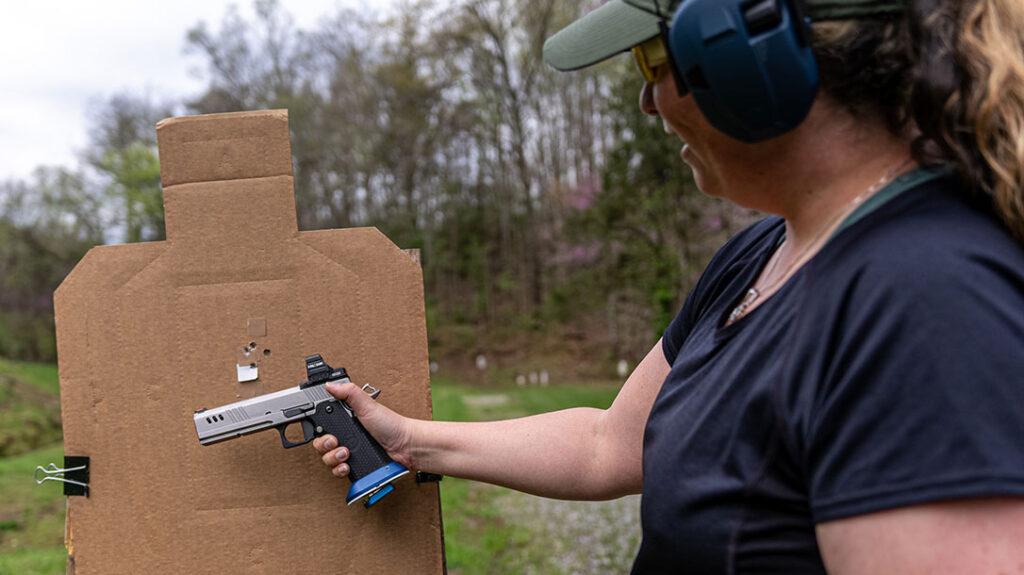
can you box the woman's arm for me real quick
[313,339,670,500]
[817,498,1024,574]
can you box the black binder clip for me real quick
[34,456,89,497]
[415,471,444,484]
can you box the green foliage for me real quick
[0,314,56,366]
[95,142,164,243]
[0,0,757,369]
[0,168,103,362]
[556,62,758,358]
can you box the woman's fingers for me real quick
[313,434,337,453]
[321,446,348,467]
[332,463,349,478]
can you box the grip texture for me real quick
[312,400,392,482]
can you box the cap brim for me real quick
[543,0,663,71]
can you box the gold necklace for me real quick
[725,158,913,326]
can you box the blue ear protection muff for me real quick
[665,0,818,143]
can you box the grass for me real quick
[0,359,59,396]
[0,359,66,575]
[430,374,621,422]
[439,476,539,572]
[0,445,66,574]
[430,376,625,573]
[0,358,62,458]
[0,359,633,574]
[0,548,66,575]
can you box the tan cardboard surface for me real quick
[54,109,444,574]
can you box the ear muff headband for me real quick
[667,0,818,143]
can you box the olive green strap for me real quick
[805,0,906,20]
[832,165,952,238]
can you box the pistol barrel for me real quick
[194,384,333,445]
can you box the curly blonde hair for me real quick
[952,0,1024,242]
[812,0,1024,243]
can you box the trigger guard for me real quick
[277,419,316,448]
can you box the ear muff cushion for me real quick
[668,0,819,142]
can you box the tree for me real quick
[565,62,759,359]
[177,0,750,365]
[94,142,164,243]
[86,92,172,243]
[0,168,104,360]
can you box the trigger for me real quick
[301,418,316,440]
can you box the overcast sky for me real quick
[0,1,374,183]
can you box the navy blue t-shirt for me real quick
[633,171,1024,573]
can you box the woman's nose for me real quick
[639,81,659,116]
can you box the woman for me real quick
[315,0,1024,572]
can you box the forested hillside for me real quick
[0,0,757,373]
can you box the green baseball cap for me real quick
[542,0,905,71]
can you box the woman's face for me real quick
[639,67,778,209]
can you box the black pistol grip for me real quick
[312,399,392,482]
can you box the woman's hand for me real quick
[311,338,667,497]
[311,382,414,478]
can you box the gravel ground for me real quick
[492,490,642,574]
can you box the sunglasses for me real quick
[632,26,691,98]
[631,35,670,84]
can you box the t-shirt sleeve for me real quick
[795,240,1024,523]
[662,302,694,365]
